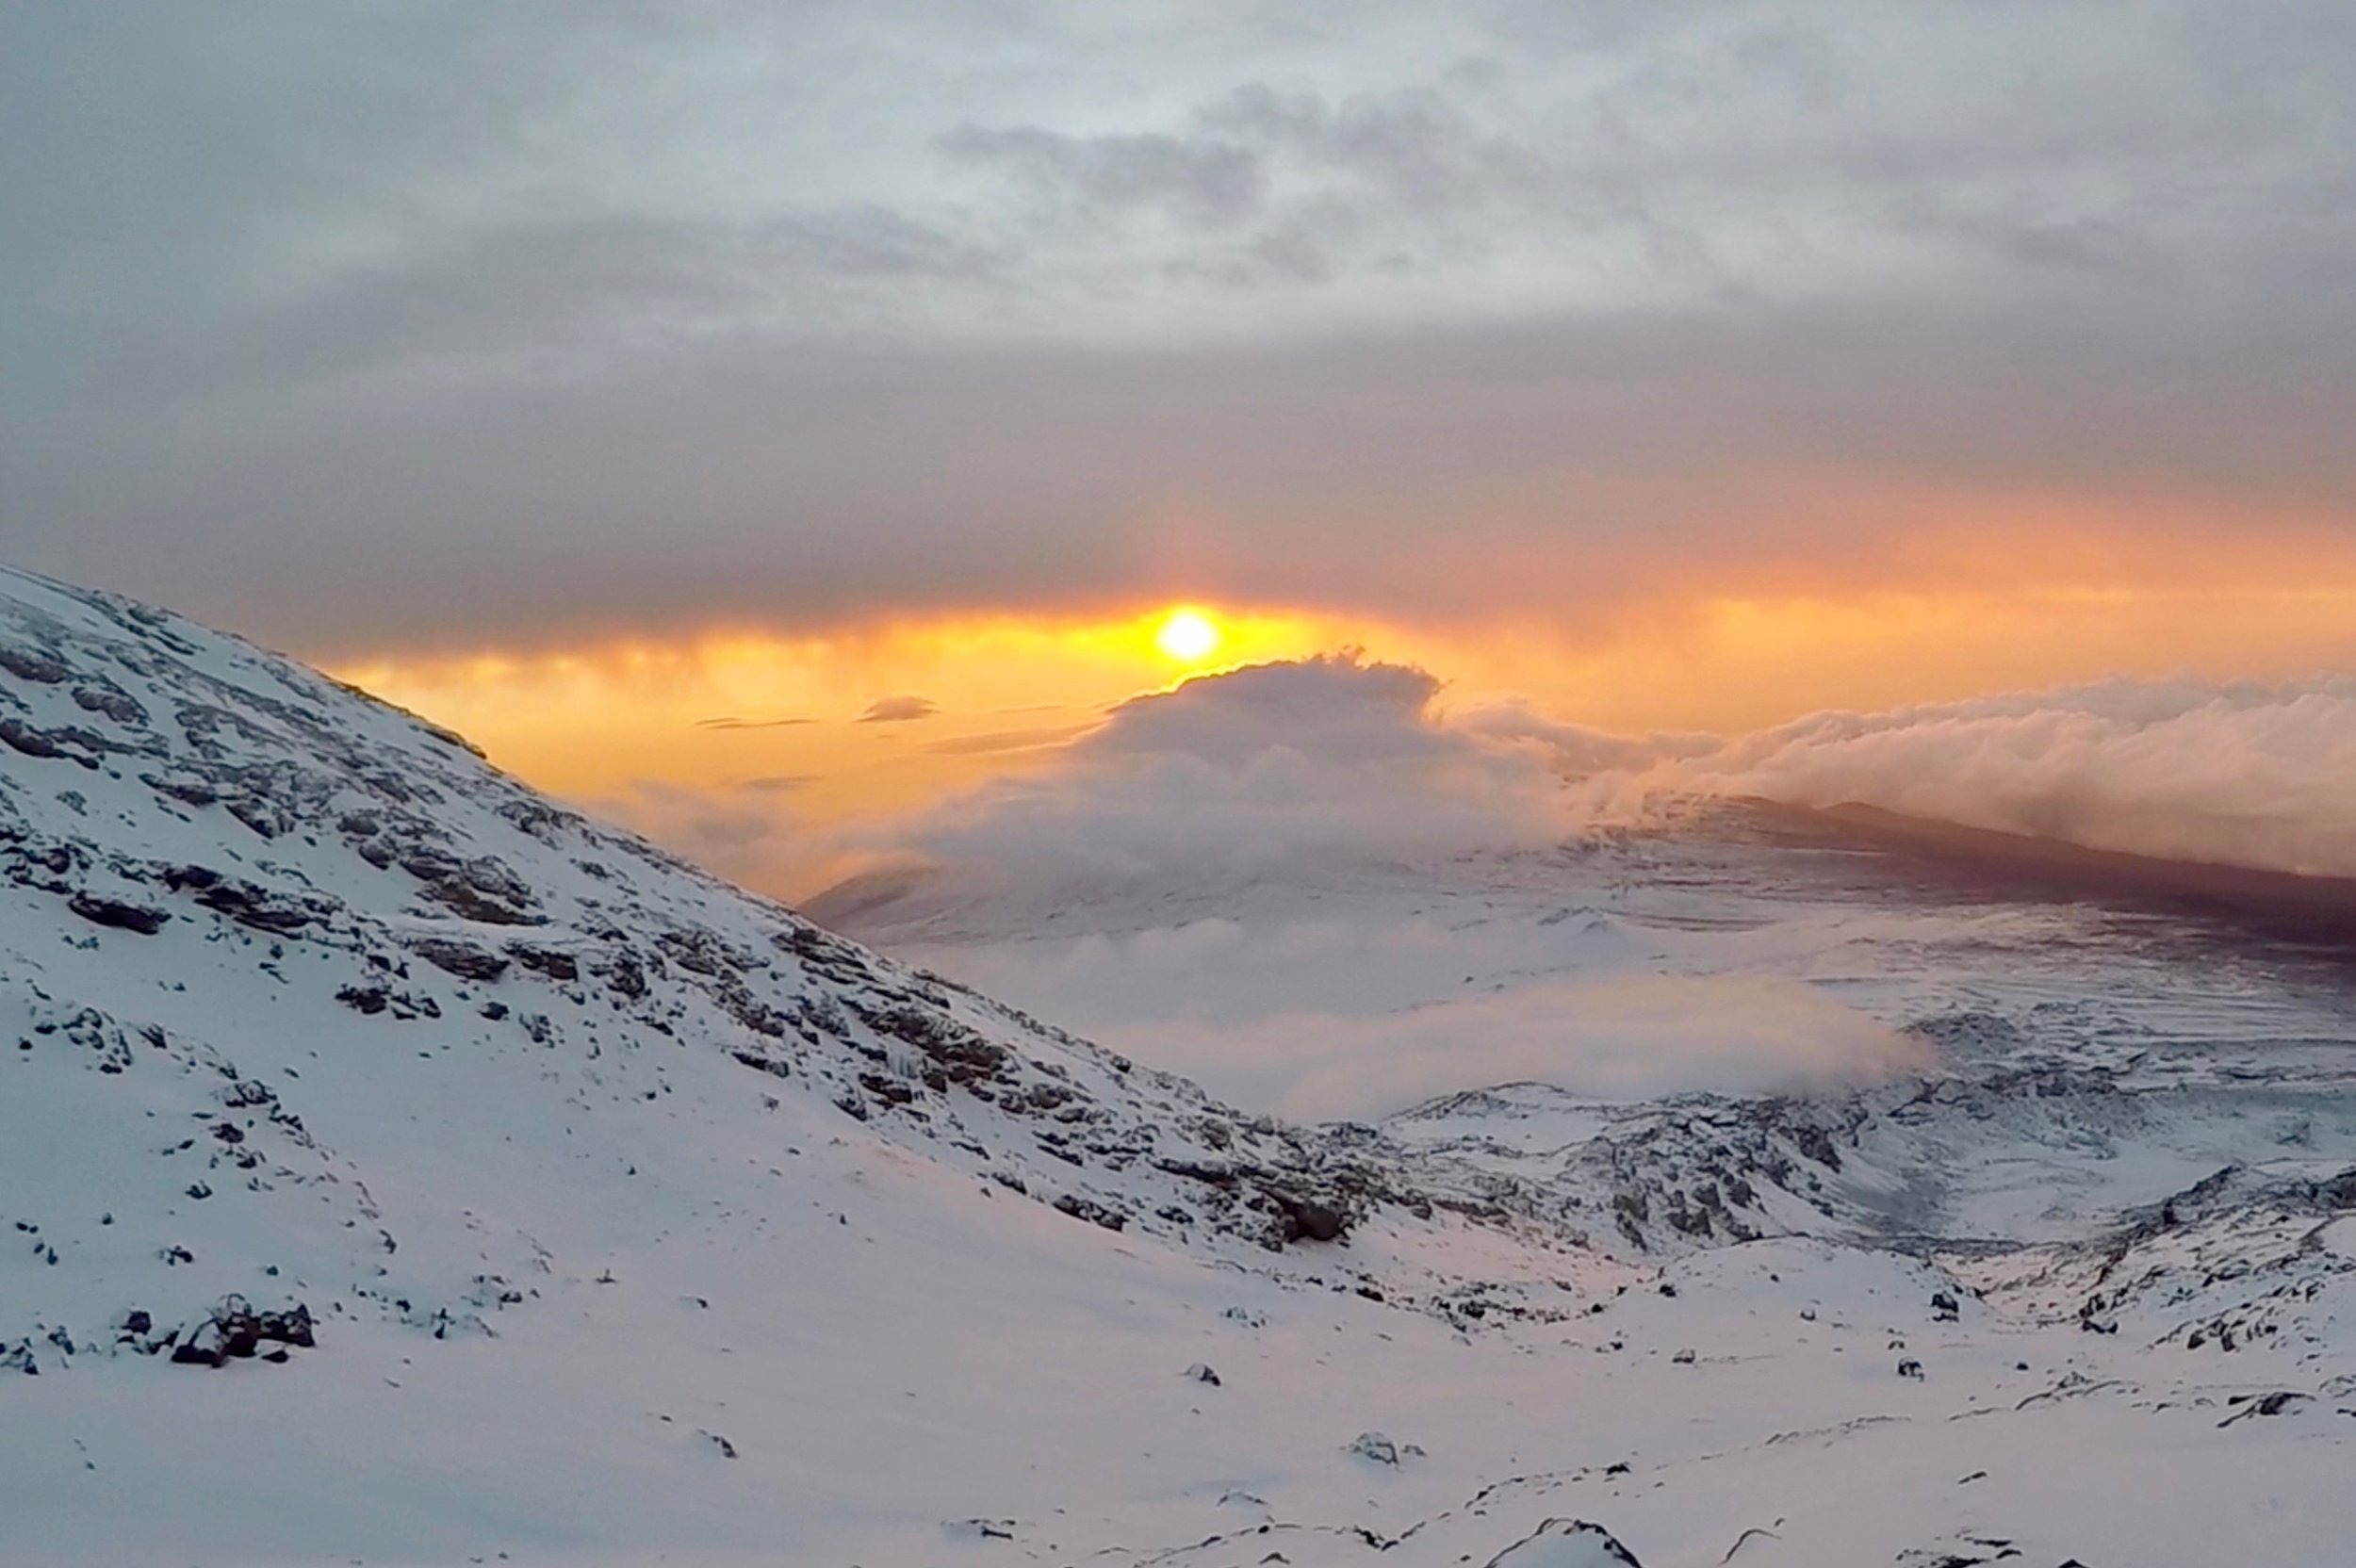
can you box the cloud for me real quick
[922,725,1090,756]
[859,694,940,723]
[835,662,2356,916]
[860,655,1567,906]
[1137,973,1930,1121]
[829,663,2356,933]
[1577,676,2356,878]
[696,714,816,729]
[587,777,803,890]
[938,123,1268,227]
[4,3,2354,658]
[660,660,2354,1119]
[895,908,1931,1119]
[1457,700,1719,774]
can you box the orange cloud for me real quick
[321,497,2356,898]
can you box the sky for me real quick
[7,2,2356,893]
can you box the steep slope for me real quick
[0,563,1407,1375]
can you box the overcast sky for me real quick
[6,1,2355,657]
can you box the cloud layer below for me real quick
[859,655,1570,906]
[849,657,2356,899]
[1571,675,2356,878]
[794,657,2353,1118]
[921,910,1935,1120]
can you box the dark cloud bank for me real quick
[3,2,2354,654]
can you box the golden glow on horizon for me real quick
[325,576,2356,898]
[1154,608,1223,664]
[331,601,1340,820]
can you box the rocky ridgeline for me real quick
[1379,1034,2356,1401]
[0,565,1418,1373]
[1948,1162,2356,1361]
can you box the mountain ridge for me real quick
[0,562,1438,1372]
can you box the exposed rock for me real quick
[336,984,391,1016]
[67,892,170,935]
[1052,1193,1128,1232]
[1267,1188,1349,1244]
[165,869,322,934]
[1481,1518,1644,1567]
[0,644,71,683]
[2218,1390,2310,1425]
[0,717,100,765]
[507,942,581,982]
[408,937,510,983]
[72,684,148,725]
[168,1297,310,1367]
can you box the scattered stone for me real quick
[408,937,509,983]
[2219,1390,2310,1426]
[1267,1189,1348,1244]
[66,893,170,935]
[1481,1518,1644,1566]
[165,1298,315,1368]
[506,943,581,982]
[1052,1192,1128,1232]
[0,644,71,683]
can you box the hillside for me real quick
[5,563,2356,1567]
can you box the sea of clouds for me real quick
[865,657,2356,893]
[659,656,2356,1119]
[1568,674,2356,880]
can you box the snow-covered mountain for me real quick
[0,563,1448,1355]
[6,562,2356,1567]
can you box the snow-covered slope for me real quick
[0,564,1436,1371]
[823,780,2356,1562]
[7,562,2356,1567]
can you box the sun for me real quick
[1153,608,1223,663]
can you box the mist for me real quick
[1567,675,2356,878]
[788,659,2355,1117]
